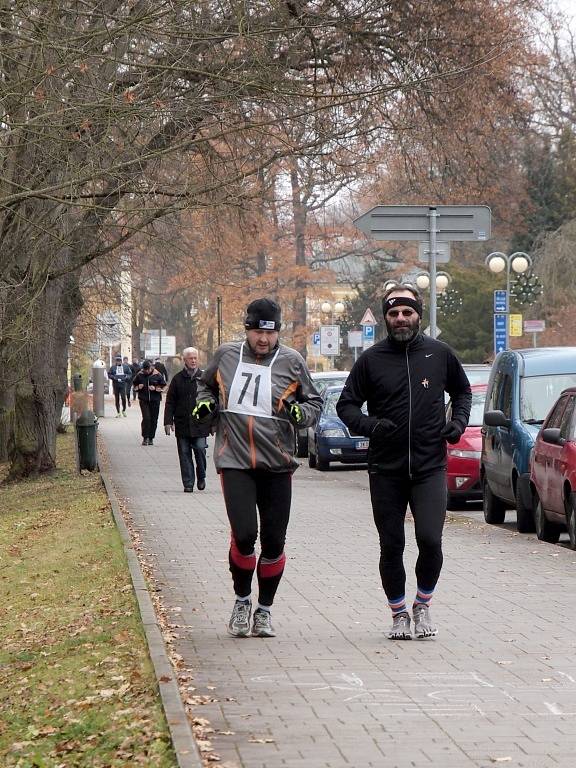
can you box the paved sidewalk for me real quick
[99,400,576,768]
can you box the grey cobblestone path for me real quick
[99,401,576,768]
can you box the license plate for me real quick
[356,440,369,450]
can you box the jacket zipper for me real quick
[405,344,412,478]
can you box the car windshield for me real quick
[323,388,367,417]
[465,368,491,386]
[468,391,487,426]
[521,374,576,422]
[313,375,348,395]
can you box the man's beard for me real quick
[385,317,420,343]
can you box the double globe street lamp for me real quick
[485,251,532,351]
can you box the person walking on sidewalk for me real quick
[132,360,166,445]
[194,298,322,638]
[122,356,134,407]
[108,355,132,418]
[164,347,210,493]
[337,284,471,640]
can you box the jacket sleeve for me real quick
[445,352,472,430]
[164,377,177,425]
[197,350,221,405]
[336,356,376,435]
[107,366,116,381]
[293,360,323,428]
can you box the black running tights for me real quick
[369,471,447,601]
[221,469,292,607]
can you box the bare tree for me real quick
[0,0,537,476]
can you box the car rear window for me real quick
[521,374,576,422]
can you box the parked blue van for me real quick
[481,347,576,532]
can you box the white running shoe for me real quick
[387,611,412,640]
[251,608,276,638]
[413,603,437,639]
[227,600,251,637]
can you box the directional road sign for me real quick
[494,313,507,355]
[353,205,491,242]
[494,290,507,313]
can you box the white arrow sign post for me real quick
[354,205,491,339]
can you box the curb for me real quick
[100,469,203,768]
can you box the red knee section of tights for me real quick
[230,536,256,570]
[258,552,286,578]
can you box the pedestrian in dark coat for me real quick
[108,355,132,417]
[132,360,166,445]
[164,347,210,492]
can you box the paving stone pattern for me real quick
[100,400,576,768]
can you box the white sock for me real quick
[235,594,251,604]
[257,603,271,613]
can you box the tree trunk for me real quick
[4,273,82,480]
[290,160,308,359]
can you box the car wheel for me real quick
[316,448,329,471]
[308,449,316,468]
[515,484,536,534]
[482,474,506,524]
[535,498,561,544]
[296,430,308,458]
[567,493,576,551]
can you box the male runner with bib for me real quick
[194,298,322,637]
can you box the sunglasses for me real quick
[387,309,416,318]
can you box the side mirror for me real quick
[541,427,565,446]
[484,410,511,429]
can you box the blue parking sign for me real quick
[313,332,320,345]
[363,325,375,340]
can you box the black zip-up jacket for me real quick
[163,367,210,439]
[107,363,132,392]
[132,369,166,402]
[336,333,471,476]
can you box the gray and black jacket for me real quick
[197,341,322,472]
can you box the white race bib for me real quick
[226,344,280,418]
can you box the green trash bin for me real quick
[72,373,83,392]
[76,409,98,471]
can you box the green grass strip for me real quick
[0,432,178,767]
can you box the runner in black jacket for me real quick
[337,284,471,640]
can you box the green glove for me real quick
[192,400,216,421]
[282,399,304,425]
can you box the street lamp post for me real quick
[485,251,531,351]
[414,272,451,335]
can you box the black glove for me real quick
[282,399,304,425]
[441,420,464,444]
[369,417,397,438]
[192,400,216,422]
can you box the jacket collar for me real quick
[385,331,424,352]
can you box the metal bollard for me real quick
[76,409,98,471]
[92,362,105,418]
